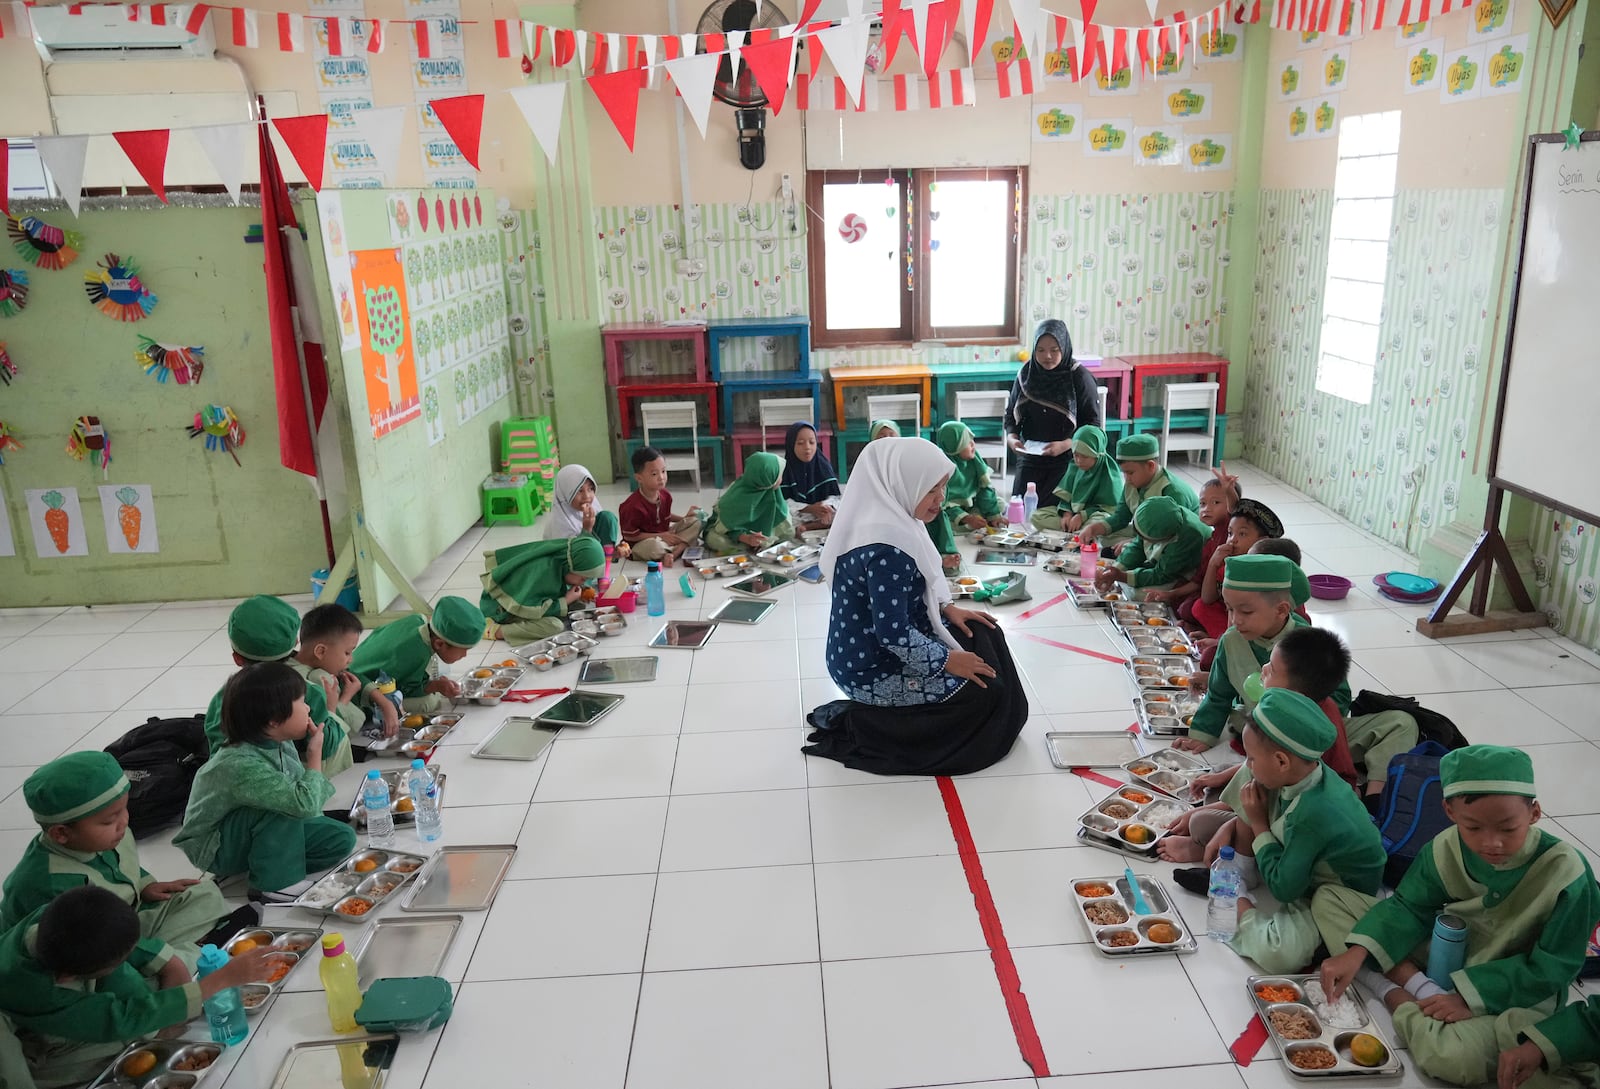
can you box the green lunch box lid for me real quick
[355,976,454,1032]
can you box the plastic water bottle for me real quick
[362,769,395,848]
[645,561,665,616]
[1023,482,1039,523]
[318,933,364,1034]
[196,944,248,1046]
[405,759,443,843]
[1079,539,1099,580]
[1006,495,1026,527]
[1207,845,1243,942]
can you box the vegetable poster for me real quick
[352,247,421,439]
[99,484,160,555]
[25,487,88,558]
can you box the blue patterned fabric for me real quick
[825,544,964,706]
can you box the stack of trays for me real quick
[1077,785,1187,855]
[1042,554,1080,575]
[1021,530,1071,552]
[1123,748,1209,801]
[1071,874,1196,955]
[754,540,821,567]
[517,632,598,672]
[291,847,428,917]
[349,769,448,828]
[219,926,322,1017]
[90,1040,225,1087]
[974,527,1030,549]
[1247,975,1403,1076]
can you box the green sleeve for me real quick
[126,937,177,976]
[1347,846,1447,971]
[1457,872,1600,1015]
[1170,475,1200,511]
[226,752,338,821]
[974,481,1004,518]
[19,972,202,1045]
[1331,677,1352,717]
[1526,996,1600,1070]
[926,510,958,555]
[1099,499,1134,534]
[1187,646,1238,745]
[1126,534,1204,588]
[1251,796,1333,904]
[203,688,226,755]
[1116,537,1148,571]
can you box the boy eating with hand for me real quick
[619,445,701,568]
[1077,433,1199,544]
[291,603,367,743]
[1316,746,1600,1088]
[349,596,485,725]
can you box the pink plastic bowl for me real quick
[1308,574,1352,600]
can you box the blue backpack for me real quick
[1374,741,1452,889]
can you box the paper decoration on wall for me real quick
[1276,59,1304,100]
[1287,96,1339,140]
[1033,104,1084,141]
[27,487,88,557]
[352,247,420,438]
[316,192,361,350]
[84,254,157,321]
[1185,133,1232,171]
[1404,38,1444,93]
[8,216,83,270]
[136,336,205,385]
[0,420,22,462]
[1321,47,1349,90]
[837,213,868,242]
[101,484,160,554]
[1471,0,1514,38]
[0,344,15,386]
[67,415,112,476]
[1162,84,1212,122]
[1440,45,1485,103]
[1082,119,1133,157]
[422,381,445,445]
[1482,35,1528,96]
[0,269,28,317]
[1133,126,1184,166]
[187,404,245,465]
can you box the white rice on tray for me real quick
[1301,978,1367,1029]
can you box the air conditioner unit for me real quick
[29,5,217,61]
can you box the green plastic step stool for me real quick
[481,472,546,527]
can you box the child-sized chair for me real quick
[954,389,1008,483]
[639,401,707,490]
[1157,381,1220,467]
[865,393,923,436]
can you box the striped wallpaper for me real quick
[498,207,554,417]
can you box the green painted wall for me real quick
[0,203,326,606]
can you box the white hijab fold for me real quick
[821,437,961,651]
[541,463,602,540]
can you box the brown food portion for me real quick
[172,1052,215,1071]
[1145,922,1182,944]
[1270,1009,1320,1040]
[1102,802,1135,820]
[1102,930,1140,947]
[1289,1047,1338,1070]
[389,860,420,873]
[1085,902,1129,925]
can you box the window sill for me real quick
[814,337,1023,352]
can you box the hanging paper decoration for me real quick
[8,216,83,270]
[0,269,27,317]
[838,213,868,242]
[84,254,158,321]
[136,336,205,385]
[187,404,245,466]
[0,343,14,385]
[67,415,111,476]
[0,421,21,463]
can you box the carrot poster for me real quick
[98,484,159,555]
[25,487,88,557]
[352,247,421,439]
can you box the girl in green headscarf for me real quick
[480,536,607,644]
[869,419,902,441]
[703,451,794,555]
[1093,495,1210,591]
[1031,424,1126,539]
[936,422,1005,532]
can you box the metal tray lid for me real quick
[270,1034,399,1089]
[400,844,518,912]
[1045,730,1143,769]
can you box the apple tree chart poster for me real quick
[352,247,422,439]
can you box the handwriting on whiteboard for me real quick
[1556,165,1600,195]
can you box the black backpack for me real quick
[103,715,209,839]
[1349,690,1470,751]
[1374,741,1453,889]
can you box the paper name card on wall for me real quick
[1133,126,1185,166]
[1083,120,1134,157]
[1195,27,1243,63]
[1470,0,1515,39]
[1185,133,1232,172]
[1296,30,1324,50]
[1033,105,1084,142]
[1404,38,1445,93]
[1321,47,1351,91]
[26,487,88,558]
[1162,84,1213,122]
[1482,36,1529,96]
[1088,63,1140,96]
[1287,96,1340,141]
[99,484,160,555]
[1439,44,1487,103]
[1276,59,1307,101]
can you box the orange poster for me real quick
[351,247,421,438]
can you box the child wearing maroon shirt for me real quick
[619,446,702,567]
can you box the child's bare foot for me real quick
[1157,835,1204,862]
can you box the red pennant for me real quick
[553,27,575,67]
[740,35,796,115]
[414,18,431,59]
[184,3,210,34]
[590,33,608,74]
[587,67,644,150]
[495,18,512,58]
[879,0,909,70]
[798,0,825,23]
[272,113,329,192]
[0,140,8,216]
[113,129,171,202]
[429,94,485,170]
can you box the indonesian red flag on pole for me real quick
[230,6,258,48]
[925,67,975,107]
[995,57,1034,96]
[276,13,304,52]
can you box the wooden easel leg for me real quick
[1419,527,1543,639]
[325,510,432,624]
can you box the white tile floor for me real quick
[4,459,1600,1088]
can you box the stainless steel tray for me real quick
[289,847,427,916]
[1066,578,1111,607]
[90,1038,224,1087]
[221,925,324,1016]
[1045,730,1143,769]
[1135,691,1202,736]
[471,715,560,761]
[349,769,448,828]
[268,1034,400,1089]
[1076,786,1187,854]
[1070,873,1196,956]
[401,844,518,912]
[458,664,525,706]
[1123,748,1210,802]
[351,914,463,989]
[708,597,777,624]
[1246,974,1404,1077]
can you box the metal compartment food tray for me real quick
[400,844,518,912]
[289,847,428,916]
[1076,786,1188,854]
[1066,579,1110,607]
[1135,691,1202,737]
[1246,974,1404,1077]
[221,925,325,1016]
[351,914,463,989]
[1045,730,1144,770]
[1122,748,1209,802]
[470,715,560,761]
[90,1038,225,1088]
[1070,873,1197,956]
[349,769,448,828]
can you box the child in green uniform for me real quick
[200,595,352,776]
[936,422,1005,531]
[291,603,367,744]
[0,887,274,1089]
[869,419,902,441]
[1077,432,1200,544]
[1500,994,1600,1089]
[1030,424,1125,540]
[480,537,607,645]
[1316,746,1600,1088]
[348,595,485,719]
[0,753,230,971]
[1093,496,1210,592]
[176,663,357,894]
[702,452,794,555]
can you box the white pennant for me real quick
[1009,0,1041,54]
[1146,0,1163,20]
[189,121,251,205]
[520,20,540,58]
[962,0,978,67]
[816,20,871,107]
[605,31,622,72]
[641,34,659,88]
[34,134,89,217]
[726,28,745,84]
[573,29,588,71]
[508,82,568,165]
[679,32,697,59]
[907,0,934,59]
[349,104,406,186]
[846,0,865,16]
[663,51,722,138]
[1070,16,1087,75]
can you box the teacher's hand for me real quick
[942,603,997,636]
[945,650,997,688]
[1006,435,1025,453]
[1043,439,1074,457]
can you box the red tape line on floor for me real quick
[1071,767,1123,789]
[1019,631,1128,665]
[1016,592,1070,621]
[936,776,1052,1079]
[1231,1013,1271,1065]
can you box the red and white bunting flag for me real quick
[115,127,171,202]
[639,35,658,88]
[815,19,871,107]
[573,29,589,72]
[325,16,352,55]
[741,34,795,113]
[663,51,720,136]
[230,6,258,48]
[892,72,921,111]
[131,5,173,26]
[793,70,810,110]
[660,33,681,61]
[184,4,211,36]
[494,18,513,58]
[552,27,575,67]
[35,134,89,217]
[926,66,975,107]
[414,18,432,59]
[508,82,567,164]
[276,12,304,52]
[995,57,1035,97]
[363,18,383,53]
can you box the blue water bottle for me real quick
[196,944,248,1046]
[645,561,665,616]
[1425,913,1467,990]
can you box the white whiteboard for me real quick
[1492,135,1600,522]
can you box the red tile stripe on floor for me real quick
[1070,767,1123,789]
[1015,592,1071,621]
[1231,1012,1271,1065]
[935,775,1053,1078]
[1018,631,1128,665]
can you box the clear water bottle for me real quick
[362,769,395,848]
[196,944,248,1046]
[645,561,665,617]
[406,759,443,843]
[1022,482,1039,523]
[1207,845,1243,942]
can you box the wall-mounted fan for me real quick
[695,0,789,170]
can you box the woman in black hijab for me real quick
[1003,318,1102,499]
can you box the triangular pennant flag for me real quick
[816,20,871,107]
[799,0,825,22]
[663,51,722,138]
[641,34,659,88]
[429,94,485,170]
[907,0,934,64]
[508,82,568,164]
[574,29,589,72]
[1147,0,1163,19]
[740,34,796,114]
[190,121,251,204]
[1010,0,1041,54]
[272,113,329,191]
[0,140,8,217]
[847,0,865,15]
[726,29,746,84]
[348,105,406,185]
[522,20,542,59]
[587,66,644,151]
[34,134,89,217]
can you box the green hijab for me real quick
[869,419,902,440]
[713,451,788,535]
[1053,425,1123,512]
[936,421,991,506]
[480,536,607,620]
[1132,495,1209,561]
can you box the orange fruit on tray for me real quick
[1349,1033,1389,1068]
[353,859,379,873]
[471,669,494,679]
[500,659,520,667]
[403,714,425,728]
[580,587,597,602]
[122,1052,158,1078]
[229,939,258,956]
[395,797,415,813]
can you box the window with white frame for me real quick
[1316,111,1401,405]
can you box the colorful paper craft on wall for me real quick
[67,415,111,476]
[136,336,205,385]
[187,404,245,465]
[0,343,15,385]
[0,269,28,317]
[100,483,160,554]
[8,215,82,270]
[0,420,21,462]
[27,487,88,557]
[84,253,158,321]
[352,247,420,438]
